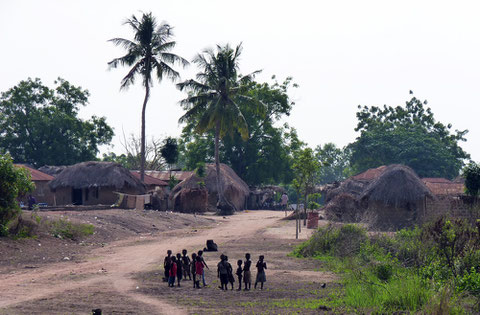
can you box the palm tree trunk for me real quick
[214,121,225,207]
[140,84,150,182]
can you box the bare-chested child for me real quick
[182,249,191,280]
[254,255,267,290]
[236,260,243,291]
[163,250,173,282]
[243,253,252,290]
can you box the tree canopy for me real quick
[178,76,301,186]
[348,95,469,179]
[315,143,352,184]
[0,78,113,166]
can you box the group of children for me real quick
[163,249,267,290]
[217,253,267,290]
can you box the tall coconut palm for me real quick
[177,43,260,214]
[108,12,188,181]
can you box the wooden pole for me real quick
[295,209,298,239]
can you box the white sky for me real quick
[1,0,480,161]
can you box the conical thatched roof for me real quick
[49,161,145,192]
[170,163,250,211]
[361,164,432,208]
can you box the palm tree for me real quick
[108,12,188,181]
[177,43,260,214]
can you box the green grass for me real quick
[49,219,94,240]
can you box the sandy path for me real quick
[0,211,286,314]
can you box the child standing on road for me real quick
[197,250,209,286]
[217,254,228,290]
[182,249,191,280]
[176,253,183,286]
[236,260,243,291]
[225,256,235,290]
[254,255,267,290]
[163,250,173,282]
[195,256,204,289]
[191,253,197,288]
[168,256,177,287]
[243,253,252,291]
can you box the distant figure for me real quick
[197,250,209,286]
[163,250,173,282]
[217,254,228,290]
[254,255,267,290]
[182,249,191,280]
[176,253,183,286]
[191,253,197,288]
[168,256,177,287]
[281,193,289,216]
[194,256,203,288]
[28,194,36,210]
[225,255,234,290]
[236,259,243,291]
[243,253,252,290]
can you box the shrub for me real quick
[0,154,35,235]
[375,262,394,282]
[294,224,367,258]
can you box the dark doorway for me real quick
[72,188,83,205]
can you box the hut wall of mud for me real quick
[173,188,208,213]
[53,186,140,206]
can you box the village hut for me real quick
[324,193,363,222]
[170,163,250,213]
[325,178,370,203]
[15,165,55,206]
[360,164,433,230]
[130,171,168,192]
[38,165,67,177]
[49,161,146,206]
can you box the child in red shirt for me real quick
[194,256,204,289]
[168,256,177,287]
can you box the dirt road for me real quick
[0,211,290,314]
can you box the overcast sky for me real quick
[1,0,479,161]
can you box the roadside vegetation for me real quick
[293,217,480,313]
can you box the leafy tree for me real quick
[178,77,301,186]
[292,147,321,225]
[462,162,480,197]
[108,12,188,181]
[0,78,113,166]
[349,94,469,179]
[177,43,259,214]
[0,154,35,235]
[315,143,352,184]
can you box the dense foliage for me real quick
[463,162,480,197]
[0,78,113,166]
[315,143,352,184]
[179,77,302,186]
[294,217,480,313]
[349,95,469,179]
[0,154,35,235]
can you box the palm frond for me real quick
[108,37,138,51]
[120,61,143,90]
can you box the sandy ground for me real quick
[0,210,334,314]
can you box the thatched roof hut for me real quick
[325,178,370,203]
[360,164,433,230]
[170,163,250,213]
[49,161,145,206]
[324,193,363,222]
[38,165,67,177]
